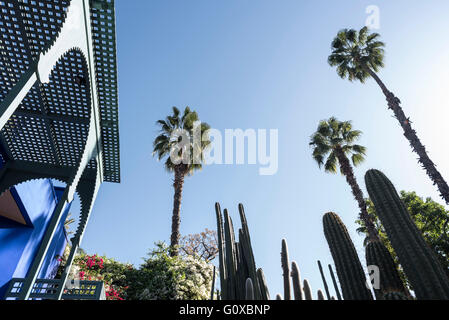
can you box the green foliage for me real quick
[70,250,133,300]
[68,242,214,300]
[310,117,366,174]
[357,190,449,288]
[125,242,214,300]
[328,26,385,82]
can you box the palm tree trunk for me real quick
[335,147,379,242]
[364,66,449,206]
[170,165,186,256]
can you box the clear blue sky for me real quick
[75,0,449,299]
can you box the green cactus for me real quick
[323,212,373,300]
[365,240,408,299]
[328,264,342,300]
[257,268,270,300]
[281,239,291,300]
[210,265,216,300]
[291,261,303,300]
[365,169,449,300]
[215,203,269,300]
[317,289,325,300]
[317,260,331,300]
[303,279,313,300]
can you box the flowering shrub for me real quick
[125,242,215,300]
[70,252,133,300]
[65,242,214,300]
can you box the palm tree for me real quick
[310,117,379,241]
[153,106,211,256]
[328,26,449,206]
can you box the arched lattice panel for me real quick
[17,0,71,58]
[52,120,87,167]
[0,0,33,101]
[41,49,90,119]
[0,48,92,168]
[1,114,57,164]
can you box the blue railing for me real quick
[4,278,105,300]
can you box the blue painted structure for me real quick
[0,180,71,299]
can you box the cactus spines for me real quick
[323,212,373,300]
[365,169,449,300]
[328,264,342,300]
[317,289,325,300]
[281,239,291,300]
[245,278,254,300]
[365,240,408,299]
[291,261,303,300]
[276,294,283,300]
[384,292,409,300]
[317,260,331,300]
[303,279,313,300]
[257,268,270,300]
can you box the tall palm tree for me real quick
[153,106,211,256]
[328,26,449,206]
[310,117,379,241]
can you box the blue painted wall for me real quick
[0,180,71,299]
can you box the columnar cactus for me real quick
[317,289,325,300]
[245,278,254,300]
[365,169,449,300]
[323,212,373,300]
[215,203,270,300]
[317,260,331,300]
[303,279,313,300]
[281,239,291,300]
[328,264,342,300]
[257,268,270,300]
[365,240,408,299]
[291,261,303,300]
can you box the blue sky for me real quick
[76,0,449,298]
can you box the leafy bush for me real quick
[66,242,214,300]
[126,242,214,300]
[70,252,133,300]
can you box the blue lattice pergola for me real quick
[0,0,119,300]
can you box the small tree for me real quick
[179,228,218,262]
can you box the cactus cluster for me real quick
[215,202,270,300]
[276,239,335,300]
[365,169,449,300]
[215,168,449,301]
